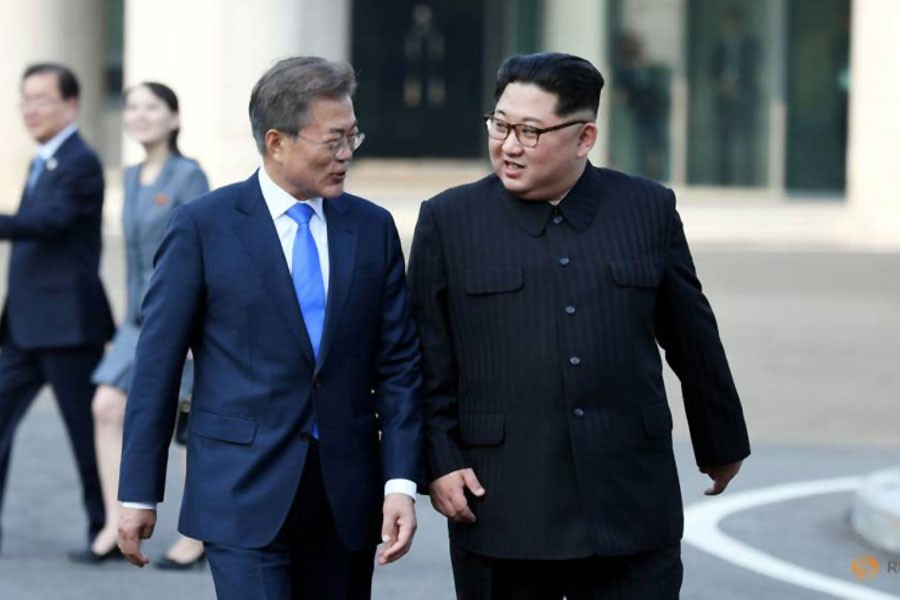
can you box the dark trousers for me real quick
[0,340,105,549]
[451,540,682,600]
[716,97,757,186]
[205,442,376,600]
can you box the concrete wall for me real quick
[0,0,106,209]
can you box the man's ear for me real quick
[64,98,79,122]
[265,129,287,161]
[576,122,598,158]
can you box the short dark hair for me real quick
[22,63,80,100]
[126,82,182,155]
[249,56,357,155]
[494,53,604,118]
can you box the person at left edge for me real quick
[117,56,423,599]
[0,63,114,555]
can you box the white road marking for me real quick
[684,477,899,600]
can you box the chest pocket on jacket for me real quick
[608,259,662,289]
[464,267,523,296]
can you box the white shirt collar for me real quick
[257,164,324,222]
[35,122,78,160]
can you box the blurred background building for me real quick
[0,1,898,583]
[0,0,897,247]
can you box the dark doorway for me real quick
[785,0,850,192]
[352,0,485,158]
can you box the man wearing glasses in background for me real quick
[409,53,749,598]
[0,63,113,557]
[117,57,423,599]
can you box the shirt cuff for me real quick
[384,478,417,500]
[122,501,157,510]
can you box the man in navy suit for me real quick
[117,57,423,599]
[0,63,114,554]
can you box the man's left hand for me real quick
[700,460,743,495]
[378,493,417,565]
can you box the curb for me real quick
[851,467,900,555]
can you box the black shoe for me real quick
[154,550,206,571]
[68,545,125,564]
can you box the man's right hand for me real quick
[117,507,157,567]
[428,468,485,523]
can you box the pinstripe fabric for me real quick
[408,163,749,560]
[450,540,682,599]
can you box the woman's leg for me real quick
[162,445,205,562]
[90,384,127,553]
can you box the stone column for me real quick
[123,0,351,188]
[848,0,900,555]
[846,0,900,248]
[541,0,609,166]
[0,0,106,209]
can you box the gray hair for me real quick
[249,56,357,155]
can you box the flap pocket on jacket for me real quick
[191,409,256,445]
[464,267,523,295]
[642,404,673,438]
[459,414,505,446]
[609,260,662,289]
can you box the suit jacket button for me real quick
[573,408,585,418]
[565,305,576,315]
[313,378,323,389]
[569,356,581,366]
[559,257,570,267]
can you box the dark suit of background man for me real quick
[0,63,114,555]
[409,53,750,599]
[117,57,423,599]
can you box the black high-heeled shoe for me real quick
[68,544,125,564]
[154,550,206,571]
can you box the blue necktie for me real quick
[286,203,326,438]
[26,157,46,195]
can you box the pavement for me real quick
[0,201,898,598]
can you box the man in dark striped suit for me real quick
[409,53,750,599]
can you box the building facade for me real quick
[0,0,897,245]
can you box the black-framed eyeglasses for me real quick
[293,131,366,154]
[18,97,66,111]
[483,113,588,148]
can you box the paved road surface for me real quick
[0,234,897,599]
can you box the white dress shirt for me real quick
[34,122,77,161]
[257,163,330,286]
[122,166,415,511]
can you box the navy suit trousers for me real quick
[205,441,377,599]
[0,338,104,547]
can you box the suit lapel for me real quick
[122,166,140,233]
[231,174,316,367]
[21,160,38,206]
[317,195,357,372]
[23,132,81,207]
